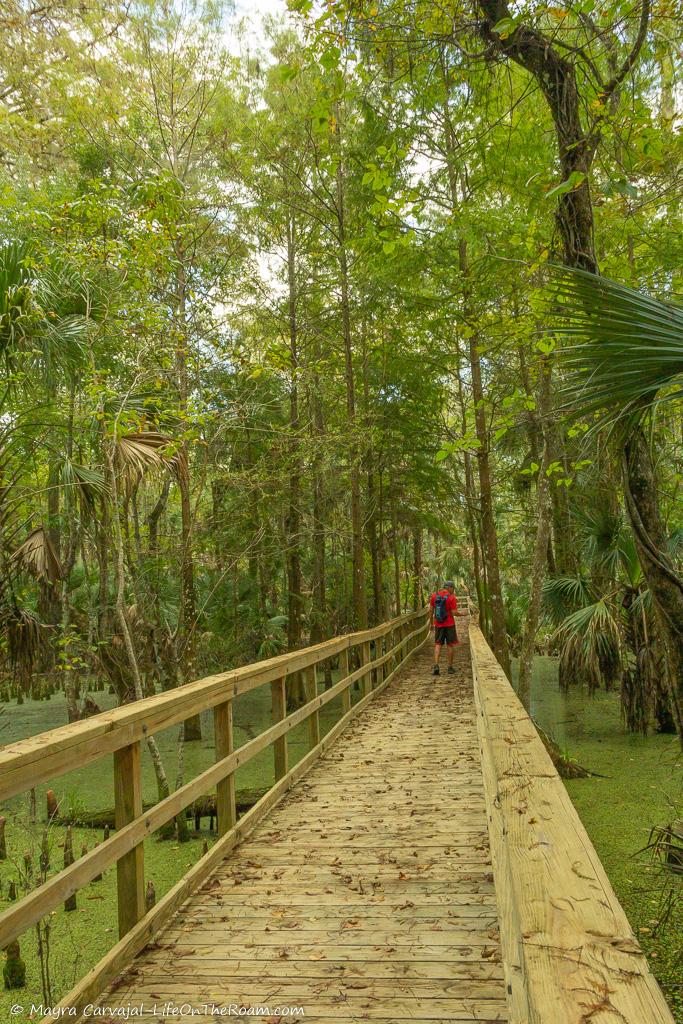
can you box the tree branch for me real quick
[600,0,651,103]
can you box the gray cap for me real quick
[443,580,455,589]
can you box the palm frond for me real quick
[556,598,623,693]
[60,458,108,511]
[0,241,33,365]
[115,432,180,490]
[542,574,593,625]
[0,242,90,378]
[1,603,45,689]
[548,266,683,428]
[668,528,683,560]
[11,526,63,583]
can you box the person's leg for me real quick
[433,629,443,673]
[446,626,458,673]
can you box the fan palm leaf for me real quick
[548,266,683,428]
[556,599,623,692]
[115,432,180,492]
[60,458,108,512]
[11,526,63,583]
[542,574,594,625]
[0,242,33,365]
[0,241,90,382]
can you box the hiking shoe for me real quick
[432,665,440,676]
[447,666,456,675]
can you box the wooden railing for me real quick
[0,606,430,1013]
[470,623,675,1024]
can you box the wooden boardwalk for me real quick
[105,620,508,1022]
[1,607,674,1023]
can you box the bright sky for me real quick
[234,0,286,18]
[227,0,290,57]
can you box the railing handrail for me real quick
[0,606,428,803]
[469,621,674,1024]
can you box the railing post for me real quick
[361,640,372,696]
[113,742,145,939]
[304,665,321,748]
[399,621,407,661]
[270,676,288,780]
[340,647,351,714]
[214,699,237,835]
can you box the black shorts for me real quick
[434,625,458,646]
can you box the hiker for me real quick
[429,581,464,676]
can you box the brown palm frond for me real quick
[115,432,180,489]
[2,604,44,689]
[11,526,63,583]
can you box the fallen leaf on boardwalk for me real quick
[345,982,369,990]
[481,946,497,959]
[278,950,290,959]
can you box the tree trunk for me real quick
[148,479,170,558]
[412,527,423,611]
[106,443,171,800]
[476,4,597,272]
[361,333,382,625]
[460,240,510,677]
[456,356,487,626]
[285,215,303,652]
[622,428,683,745]
[174,253,200,741]
[335,134,367,630]
[309,339,327,647]
[391,493,402,616]
[517,360,553,709]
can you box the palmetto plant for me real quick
[542,509,674,734]
[549,267,683,745]
[0,242,90,381]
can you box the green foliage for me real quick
[550,267,683,429]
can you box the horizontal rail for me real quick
[470,622,674,1024]
[0,609,430,954]
[0,608,426,802]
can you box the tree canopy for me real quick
[0,0,681,750]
